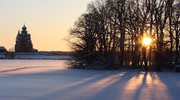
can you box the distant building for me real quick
[0,46,7,59]
[15,25,38,53]
[0,46,7,52]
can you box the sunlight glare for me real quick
[142,37,151,46]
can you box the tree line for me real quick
[69,0,180,70]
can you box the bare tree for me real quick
[69,0,180,70]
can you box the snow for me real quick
[0,53,73,60]
[14,53,73,60]
[0,55,6,59]
[0,60,180,100]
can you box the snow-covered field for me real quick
[0,53,73,60]
[0,60,180,100]
[14,54,73,60]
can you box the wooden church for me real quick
[15,25,38,53]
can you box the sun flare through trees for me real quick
[142,37,152,47]
[69,0,180,71]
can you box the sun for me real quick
[142,37,151,46]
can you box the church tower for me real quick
[15,25,35,52]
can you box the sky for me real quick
[0,0,93,51]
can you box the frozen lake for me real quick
[0,60,180,100]
[0,60,68,75]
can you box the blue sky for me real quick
[0,0,93,51]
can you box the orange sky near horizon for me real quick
[0,0,93,51]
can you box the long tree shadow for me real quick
[0,67,39,74]
[2,69,178,100]
[133,71,148,100]
[155,72,180,100]
[0,66,59,74]
[88,70,144,100]
[88,70,176,100]
[35,69,137,100]
[119,71,177,100]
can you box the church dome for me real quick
[22,25,27,30]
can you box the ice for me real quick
[14,53,73,60]
[0,60,68,74]
[0,60,180,100]
[1,53,73,60]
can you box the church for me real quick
[15,25,38,53]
